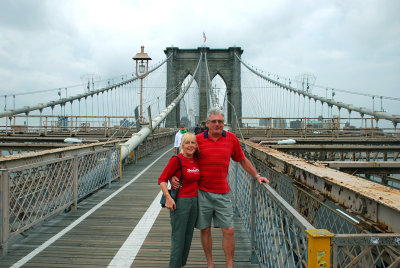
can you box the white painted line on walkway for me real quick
[107,191,163,267]
[11,149,171,268]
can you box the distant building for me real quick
[57,117,68,130]
[259,118,271,127]
[305,116,340,131]
[273,118,286,129]
[290,120,301,129]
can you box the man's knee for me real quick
[201,227,211,235]
[222,227,234,236]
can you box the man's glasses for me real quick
[210,120,224,124]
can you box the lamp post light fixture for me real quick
[133,46,152,123]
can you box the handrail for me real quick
[0,131,175,254]
[228,161,317,266]
[228,160,400,267]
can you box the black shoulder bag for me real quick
[160,155,183,208]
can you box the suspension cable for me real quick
[0,56,170,118]
[236,54,400,126]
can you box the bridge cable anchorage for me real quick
[235,53,400,126]
[120,53,203,160]
[0,55,171,118]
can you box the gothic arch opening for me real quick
[212,74,227,118]
[180,74,199,127]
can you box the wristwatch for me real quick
[255,174,261,179]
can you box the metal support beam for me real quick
[242,140,400,233]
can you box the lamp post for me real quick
[133,46,152,123]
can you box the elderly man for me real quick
[172,108,269,268]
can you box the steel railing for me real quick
[0,130,175,254]
[233,146,400,267]
[228,161,316,267]
[237,117,400,138]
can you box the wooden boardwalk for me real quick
[0,145,259,267]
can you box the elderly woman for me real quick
[158,132,200,268]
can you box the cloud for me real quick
[0,0,398,117]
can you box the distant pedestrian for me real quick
[174,124,187,154]
[199,122,207,133]
[194,124,201,135]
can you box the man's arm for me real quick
[239,157,270,185]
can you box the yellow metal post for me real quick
[306,229,334,268]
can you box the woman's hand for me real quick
[160,182,176,211]
[165,195,176,211]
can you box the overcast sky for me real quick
[0,0,399,115]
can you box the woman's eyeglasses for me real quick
[210,120,224,124]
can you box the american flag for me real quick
[203,32,207,43]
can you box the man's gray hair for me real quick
[207,108,224,120]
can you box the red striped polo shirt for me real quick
[196,130,245,193]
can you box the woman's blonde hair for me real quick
[179,132,197,153]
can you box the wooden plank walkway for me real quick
[0,145,259,267]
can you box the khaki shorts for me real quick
[196,189,234,229]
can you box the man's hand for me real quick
[170,176,180,189]
[256,175,270,185]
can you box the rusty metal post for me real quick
[69,116,73,136]
[4,117,7,135]
[12,116,16,135]
[0,169,9,255]
[104,116,107,137]
[304,117,307,138]
[45,116,48,135]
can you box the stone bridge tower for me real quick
[164,47,243,129]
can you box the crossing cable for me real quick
[0,55,171,118]
[236,54,400,126]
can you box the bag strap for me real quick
[172,155,183,190]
